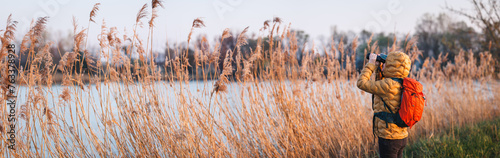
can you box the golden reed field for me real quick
[1,2,499,157]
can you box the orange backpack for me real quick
[375,77,426,128]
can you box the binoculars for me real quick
[366,53,387,63]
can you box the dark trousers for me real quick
[378,137,407,158]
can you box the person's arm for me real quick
[357,54,390,95]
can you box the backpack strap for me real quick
[374,111,408,127]
[381,77,403,114]
[377,97,409,128]
[379,98,393,128]
[390,78,403,85]
[381,99,394,114]
[372,94,376,137]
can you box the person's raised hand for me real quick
[369,53,378,64]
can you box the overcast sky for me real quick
[1,0,474,51]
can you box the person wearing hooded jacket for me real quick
[357,51,412,158]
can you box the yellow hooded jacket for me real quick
[357,51,411,140]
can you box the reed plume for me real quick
[405,35,418,53]
[273,17,282,24]
[211,50,233,97]
[149,0,164,28]
[2,14,17,43]
[236,26,249,48]
[192,18,206,28]
[74,28,87,53]
[351,36,358,53]
[20,17,48,53]
[33,16,49,42]
[89,3,101,23]
[187,18,205,44]
[221,28,231,40]
[152,0,164,9]
[0,14,17,61]
[262,20,270,31]
[136,4,149,24]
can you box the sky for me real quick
[0,0,474,51]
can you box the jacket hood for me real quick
[383,51,411,78]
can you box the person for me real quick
[357,51,411,158]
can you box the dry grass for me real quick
[0,5,499,157]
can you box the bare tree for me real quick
[447,0,500,59]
